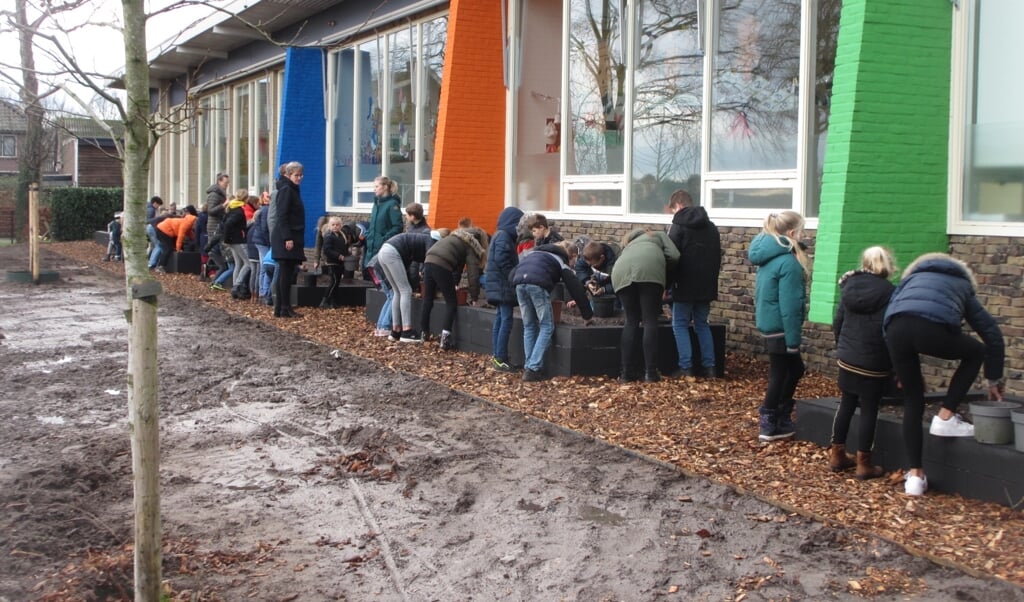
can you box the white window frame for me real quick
[947,0,1024,237]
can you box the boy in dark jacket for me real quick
[574,240,619,297]
[485,207,525,371]
[667,189,722,377]
[512,242,593,381]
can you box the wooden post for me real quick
[28,182,38,284]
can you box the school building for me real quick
[144,0,1023,388]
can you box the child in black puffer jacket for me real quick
[829,246,896,480]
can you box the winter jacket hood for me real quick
[671,205,713,230]
[496,207,525,239]
[484,207,525,305]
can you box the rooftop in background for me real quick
[56,117,125,141]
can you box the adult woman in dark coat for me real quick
[271,161,307,318]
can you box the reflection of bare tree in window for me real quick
[631,1,702,210]
[568,0,625,175]
[710,0,801,170]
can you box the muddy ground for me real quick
[0,245,1022,601]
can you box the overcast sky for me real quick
[1,0,218,107]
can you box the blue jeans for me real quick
[492,303,514,363]
[256,245,271,297]
[672,301,715,370]
[214,264,233,286]
[376,280,394,331]
[516,284,554,373]
[147,243,167,268]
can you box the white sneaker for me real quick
[929,414,974,437]
[905,473,928,496]
[372,328,391,337]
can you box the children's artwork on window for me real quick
[545,118,560,153]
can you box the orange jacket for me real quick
[157,214,197,251]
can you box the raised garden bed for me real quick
[795,393,1024,507]
[365,288,726,378]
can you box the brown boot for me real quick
[829,444,856,472]
[855,451,884,480]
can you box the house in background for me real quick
[0,99,26,178]
[54,117,124,188]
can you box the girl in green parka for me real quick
[748,211,810,442]
[611,228,680,382]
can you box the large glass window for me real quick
[567,0,626,176]
[256,78,272,194]
[509,0,835,220]
[356,38,383,184]
[388,27,416,198]
[234,85,251,190]
[961,0,1024,222]
[709,0,800,173]
[630,0,703,214]
[333,49,356,206]
[196,96,213,194]
[330,13,447,211]
[214,91,228,180]
[420,17,446,188]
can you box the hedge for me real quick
[49,188,124,241]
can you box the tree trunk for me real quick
[15,0,45,241]
[121,1,162,600]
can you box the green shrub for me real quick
[49,188,123,241]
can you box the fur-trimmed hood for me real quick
[902,252,977,291]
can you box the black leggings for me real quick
[324,263,343,304]
[420,263,458,334]
[885,314,985,468]
[764,351,805,412]
[617,282,664,373]
[831,369,886,452]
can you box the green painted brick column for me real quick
[809,0,952,323]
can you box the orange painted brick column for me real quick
[428,0,506,232]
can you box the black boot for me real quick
[618,366,639,383]
[644,369,661,382]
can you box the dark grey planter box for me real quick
[166,251,202,274]
[365,288,725,378]
[795,395,1024,507]
[94,230,109,246]
[291,280,375,307]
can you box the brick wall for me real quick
[277,47,327,249]
[428,0,505,231]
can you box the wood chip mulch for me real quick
[51,241,1024,588]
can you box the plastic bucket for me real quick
[1012,408,1024,453]
[969,400,1022,445]
[591,296,615,318]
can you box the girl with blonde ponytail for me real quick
[748,210,810,442]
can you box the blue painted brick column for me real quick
[277,47,326,249]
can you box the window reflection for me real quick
[963,0,1024,222]
[568,0,625,176]
[630,0,703,213]
[709,0,800,172]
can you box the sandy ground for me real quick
[1,246,1022,601]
